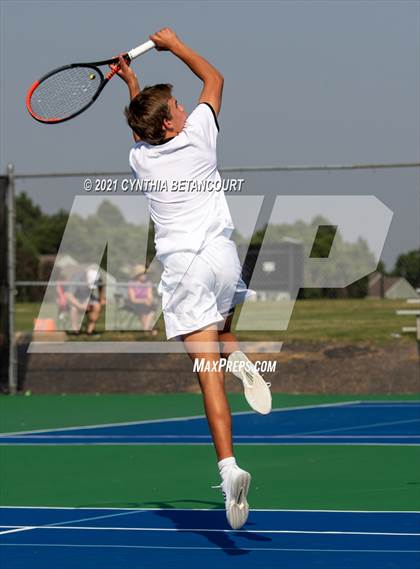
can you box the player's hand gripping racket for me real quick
[26,40,155,124]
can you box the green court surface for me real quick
[1,394,419,512]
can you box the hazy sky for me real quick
[0,0,419,268]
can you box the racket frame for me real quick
[26,39,155,124]
[26,63,106,124]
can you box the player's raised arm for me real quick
[150,28,224,116]
[112,55,142,141]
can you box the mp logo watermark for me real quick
[30,193,393,355]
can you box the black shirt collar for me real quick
[153,136,176,146]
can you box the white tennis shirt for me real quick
[129,103,234,259]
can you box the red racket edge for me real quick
[26,79,62,123]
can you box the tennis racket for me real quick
[26,40,156,124]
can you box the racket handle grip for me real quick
[128,40,156,60]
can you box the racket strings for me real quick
[29,67,102,121]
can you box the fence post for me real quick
[7,163,17,395]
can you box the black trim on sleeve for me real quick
[153,136,176,146]
[201,102,220,132]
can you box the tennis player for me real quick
[114,28,272,530]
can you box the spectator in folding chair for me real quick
[127,264,158,336]
[65,265,105,335]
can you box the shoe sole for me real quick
[226,470,251,530]
[228,351,272,415]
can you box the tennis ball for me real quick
[89,73,96,80]
[24,390,32,397]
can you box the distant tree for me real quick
[392,250,420,288]
[16,233,39,281]
[59,200,150,278]
[16,195,70,280]
[31,210,68,254]
[346,276,369,298]
[309,224,337,259]
[15,196,152,282]
[96,201,126,226]
[16,192,42,233]
[250,224,267,246]
[15,233,39,301]
[376,259,387,275]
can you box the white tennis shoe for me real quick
[228,350,272,415]
[217,465,251,530]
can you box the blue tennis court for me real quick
[1,507,419,569]
[1,399,419,568]
[0,401,419,446]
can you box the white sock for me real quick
[218,456,236,479]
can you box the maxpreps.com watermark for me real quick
[193,358,277,373]
[83,178,245,193]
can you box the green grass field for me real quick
[16,298,415,344]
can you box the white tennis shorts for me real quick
[157,234,255,340]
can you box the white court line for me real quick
[1,543,419,554]
[0,527,35,536]
[0,401,359,437]
[1,506,419,513]
[1,442,419,447]
[1,402,417,438]
[43,509,144,528]
[355,403,420,407]
[0,508,146,535]
[0,508,145,538]
[1,434,419,439]
[0,524,419,537]
[295,418,420,436]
